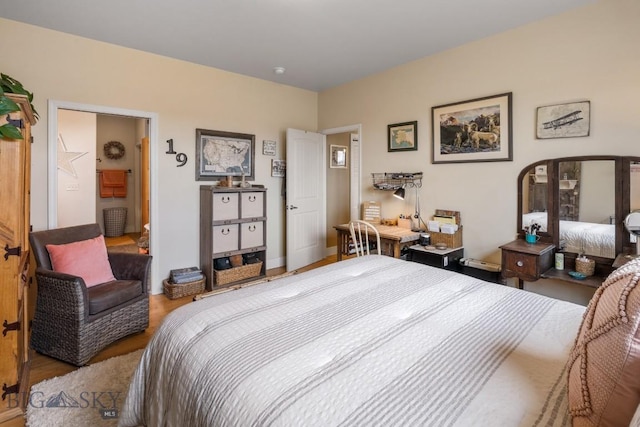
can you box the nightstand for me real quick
[408,245,464,271]
[500,239,555,289]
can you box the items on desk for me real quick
[398,215,412,230]
[361,201,381,223]
[439,223,459,235]
[428,208,463,248]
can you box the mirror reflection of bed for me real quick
[517,156,640,289]
[523,160,616,258]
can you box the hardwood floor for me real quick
[0,255,336,427]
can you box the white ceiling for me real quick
[0,0,594,92]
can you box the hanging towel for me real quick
[99,170,127,198]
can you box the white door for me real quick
[286,128,326,271]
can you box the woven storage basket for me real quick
[215,262,263,286]
[575,257,596,277]
[163,278,205,299]
[103,207,127,237]
[430,227,463,248]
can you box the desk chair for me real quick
[348,220,381,256]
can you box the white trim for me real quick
[321,124,362,221]
[47,99,160,292]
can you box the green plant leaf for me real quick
[0,73,27,95]
[0,73,39,122]
[0,123,24,140]
[0,95,20,115]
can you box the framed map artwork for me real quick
[195,129,255,181]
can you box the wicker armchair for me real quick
[29,223,151,366]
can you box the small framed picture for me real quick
[262,140,276,156]
[388,121,418,152]
[271,159,285,177]
[330,145,348,168]
[536,101,590,139]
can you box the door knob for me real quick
[287,205,299,210]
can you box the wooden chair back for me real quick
[348,220,381,256]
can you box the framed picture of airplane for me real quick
[536,101,590,139]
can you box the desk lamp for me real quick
[393,182,426,231]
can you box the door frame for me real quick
[321,124,362,222]
[47,100,159,288]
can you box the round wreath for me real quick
[103,141,126,160]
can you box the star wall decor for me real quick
[57,133,88,178]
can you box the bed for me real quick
[523,212,615,258]
[119,255,594,426]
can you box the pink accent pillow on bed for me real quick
[567,257,640,427]
[46,235,116,287]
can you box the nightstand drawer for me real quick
[502,251,539,281]
[499,239,555,287]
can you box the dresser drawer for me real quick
[212,193,239,221]
[212,224,239,254]
[502,250,539,280]
[241,192,264,218]
[240,221,264,249]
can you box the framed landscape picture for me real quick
[536,101,590,139]
[195,129,255,181]
[388,121,418,152]
[432,92,512,164]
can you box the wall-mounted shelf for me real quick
[372,172,422,190]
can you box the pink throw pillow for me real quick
[567,257,640,426]
[46,235,116,287]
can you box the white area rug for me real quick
[26,350,143,427]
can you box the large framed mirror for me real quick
[517,156,640,283]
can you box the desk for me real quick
[334,224,420,260]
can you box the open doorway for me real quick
[321,124,361,257]
[47,100,159,286]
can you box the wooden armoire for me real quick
[0,94,37,423]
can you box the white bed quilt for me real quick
[120,255,585,427]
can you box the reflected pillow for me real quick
[567,257,640,426]
[46,235,116,287]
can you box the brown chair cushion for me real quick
[87,280,143,315]
[567,257,640,426]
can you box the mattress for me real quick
[119,255,585,427]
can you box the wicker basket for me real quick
[575,257,595,277]
[163,278,205,299]
[430,227,463,248]
[215,262,263,286]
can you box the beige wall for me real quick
[318,0,639,304]
[0,18,317,293]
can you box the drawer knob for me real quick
[221,196,230,203]
[221,228,230,235]
[516,260,524,267]
[248,225,256,232]
[248,195,256,202]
